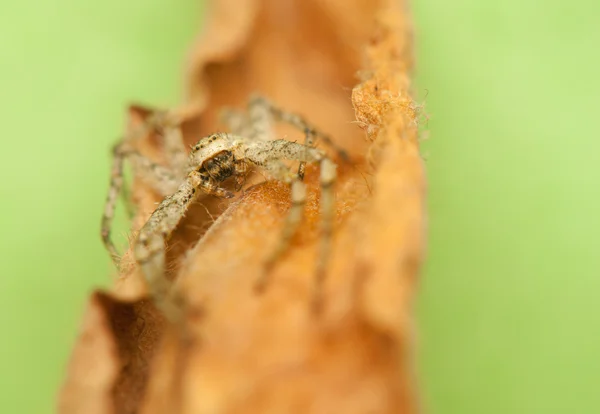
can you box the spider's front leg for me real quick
[101,144,129,264]
[101,143,180,268]
[101,109,188,267]
[134,171,233,321]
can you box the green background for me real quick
[0,1,598,413]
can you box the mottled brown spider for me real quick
[101,95,346,321]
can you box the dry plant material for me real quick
[58,0,425,413]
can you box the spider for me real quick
[101,95,347,321]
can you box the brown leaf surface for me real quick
[58,0,425,413]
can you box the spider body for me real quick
[188,133,245,196]
[190,133,238,171]
[202,150,237,182]
[102,95,346,321]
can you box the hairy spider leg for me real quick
[225,95,347,180]
[247,95,275,142]
[314,156,337,311]
[101,108,188,268]
[248,94,349,161]
[246,139,337,309]
[220,108,264,139]
[134,170,233,321]
[246,95,310,179]
[125,108,188,180]
[101,145,127,265]
[254,177,307,292]
[109,111,169,222]
[297,127,313,180]
[162,121,188,180]
[101,144,181,267]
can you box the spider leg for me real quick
[254,162,305,291]
[313,157,337,311]
[247,95,275,142]
[103,107,186,240]
[248,94,349,161]
[296,127,313,180]
[247,95,317,180]
[119,178,135,219]
[100,112,160,267]
[220,108,253,136]
[162,122,188,180]
[126,149,180,195]
[220,100,276,191]
[247,140,337,309]
[101,144,180,267]
[143,110,188,179]
[233,157,251,191]
[101,145,128,265]
[134,171,233,321]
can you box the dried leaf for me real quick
[58,0,425,413]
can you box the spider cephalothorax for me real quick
[102,95,345,321]
[202,150,237,182]
[188,133,246,196]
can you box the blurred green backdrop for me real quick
[0,1,201,412]
[0,1,598,413]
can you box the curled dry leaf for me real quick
[58,0,426,413]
